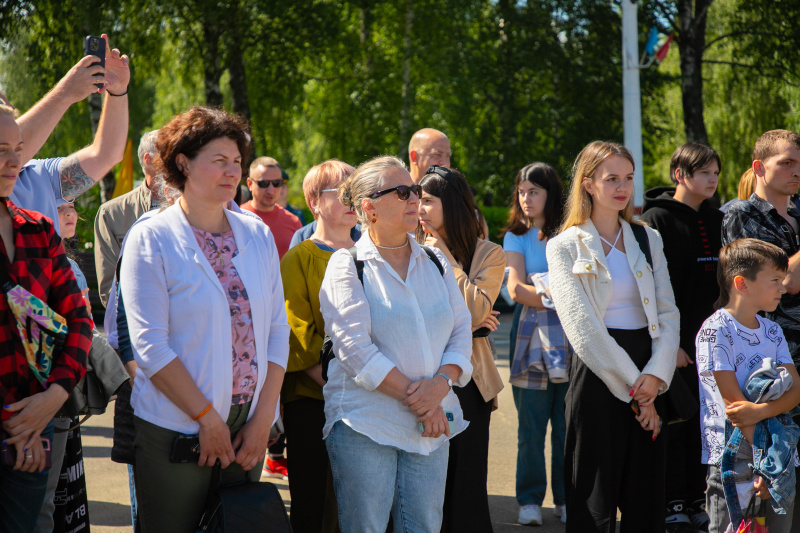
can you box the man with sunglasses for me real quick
[408,128,452,184]
[242,156,301,258]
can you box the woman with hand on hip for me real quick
[280,159,357,533]
[416,165,506,532]
[546,141,679,532]
[120,107,289,532]
[0,104,93,533]
[503,163,569,526]
[319,156,472,533]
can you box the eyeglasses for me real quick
[320,188,339,194]
[369,184,422,201]
[425,165,455,179]
[252,178,286,189]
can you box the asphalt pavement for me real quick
[83,313,567,532]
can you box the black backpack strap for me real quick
[348,246,365,285]
[421,245,444,277]
[630,223,653,269]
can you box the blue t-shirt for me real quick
[10,158,66,235]
[503,227,548,275]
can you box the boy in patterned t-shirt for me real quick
[697,238,800,533]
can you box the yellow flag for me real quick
[112,138,134,198]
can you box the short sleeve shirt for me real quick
[10,158,65,234]
[503,228,548,275]
[695,308,792,464]
[192,227,258,405]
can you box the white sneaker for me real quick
[518,504,543,526]
[553,504,567,523]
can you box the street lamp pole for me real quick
[621,0,645,212]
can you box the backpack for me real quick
[320,245,444,382]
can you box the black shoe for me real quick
[665,500,693,533]
[688,499,709,533]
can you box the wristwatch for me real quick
[436,372,453,389]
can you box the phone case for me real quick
[84,35,106,89]
[1,437,52,469]
[418,411,457,434]
[169,434,200,463]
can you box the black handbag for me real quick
[55,328,130,430]
[197,463,292,532]
[630,223,699,424]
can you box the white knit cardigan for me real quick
[545,219,680,402]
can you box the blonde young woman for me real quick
[546,141,679,532]
[319,156,472,532]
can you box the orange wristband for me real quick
[192,403,213,421]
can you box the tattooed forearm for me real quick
[59,155,96,202]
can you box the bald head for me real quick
[408,128,451,183]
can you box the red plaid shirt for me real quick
[0,199,92,409]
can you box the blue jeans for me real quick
[0,420,55,533]
[325,421,450,533]
[513,384,567,507]
[127,464,139,532]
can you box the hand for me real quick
[231,416,271,472]
[303,364,326,388]
[403,377,450,417]
[634,402,662,440]
[2,385,69,445]
[99,34,130,94]
[754,476,771,500]
[124,360,137,385]
[630,374,664,407]
[676,347,694,368]
[726,401,767,428]
[54,55,106,104]
[196,409,236,468]
[420,223,457,266]
[81,288,92,317]
[11,433,46,473]
[473,310,500,333]
[420,406,449,438]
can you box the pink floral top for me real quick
[192,227,257,405]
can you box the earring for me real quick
[371,215,377,223]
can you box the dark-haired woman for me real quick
[502,163,569,526]
[120,107,289,532]
[416,166,506,532]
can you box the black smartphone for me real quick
[169,434,200,464]
[84,35,106,90]
[472,326,491,338]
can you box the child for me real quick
[696,238,800,533]
[641,142,723,531]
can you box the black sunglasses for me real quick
[252,178,286,189]
[369,184,422,201]
[425,165,455,179]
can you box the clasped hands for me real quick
[402,376,452,439]
[630,373,664,441]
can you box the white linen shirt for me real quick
[120,203,290,434]
[319,235,473,455]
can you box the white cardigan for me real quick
[546,219,679,402]
[120,203,290,433]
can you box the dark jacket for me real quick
[641,187,724,360]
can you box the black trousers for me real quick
[283,397,339,533]
[665,364,707,505]
[441,379,494,533]
[565,328,667,533]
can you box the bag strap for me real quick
[348,246,364,286]
[421,245,445,276]
[630,223,653,269]
[0,264,15,294]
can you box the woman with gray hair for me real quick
[319,155,473,532]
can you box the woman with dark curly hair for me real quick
[120,107,289,532]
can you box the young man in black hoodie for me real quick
[641,143,722,533]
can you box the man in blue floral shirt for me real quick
[722,130,800,364]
